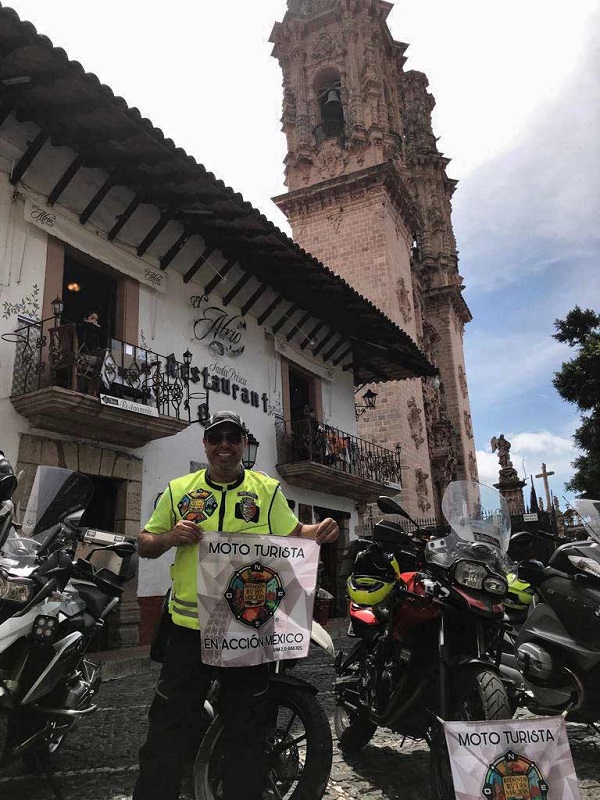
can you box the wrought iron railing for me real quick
[3,317,191,422]
[313,119,345,145]
[275,417,402,488]
[357,515,448,540]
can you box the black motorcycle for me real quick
[334,481,513,800]
[0,459,137,779]
[150,583,336,799]
[501,498,600,724]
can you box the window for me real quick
[62,250,118,336]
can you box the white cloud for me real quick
[475,450,501,488]
[465,332,569,409]
[476,430,581,508]
[389,0,600,177]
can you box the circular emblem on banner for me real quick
[482,750,549,799]
[224,562,286,629]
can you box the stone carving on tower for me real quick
[270,0,478,517]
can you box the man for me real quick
[133,411,339,800]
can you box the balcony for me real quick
[5,317,191,448]
[275,417,402,503]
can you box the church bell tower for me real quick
[270,0,478,516]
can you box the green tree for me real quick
[553,307,600,497]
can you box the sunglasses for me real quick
[205,430,244,445]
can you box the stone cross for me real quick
[535,463,555,514]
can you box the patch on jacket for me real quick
[235,496,260,523]
[178,489,218,522]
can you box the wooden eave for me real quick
[0,4,436,385]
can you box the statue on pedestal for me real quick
[491,434,525,515]
[491,434,512,469]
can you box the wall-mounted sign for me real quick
[191,295,247,357]
[100,394,159,417]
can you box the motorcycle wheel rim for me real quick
[200,697,310,800]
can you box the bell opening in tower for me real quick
[315,71,344,144]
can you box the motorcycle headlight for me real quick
[483,575,508,597]
[0,573,35,604]
[454,561,487,589]
[568,555,600,579]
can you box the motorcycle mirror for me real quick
[377,496,418,526]
[87,541,136,560]
[109,542,136,558]
[517,559,545,585]
[63,510,85,529]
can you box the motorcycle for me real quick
[193,618,335,800]
[149,577,336,799]
[334,481,512,800]
[501,498,600,724]
[0,455,137,778]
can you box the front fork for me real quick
[437,615,503,721]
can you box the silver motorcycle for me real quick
[0,458,137,777]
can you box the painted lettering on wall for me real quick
[208,361,249,387]
[144,269,164,287]
[201,366,268,413]
[29,204,55,227]
[192,296,246,358]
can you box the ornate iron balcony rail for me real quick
[4,317,191,422]
[275,416,402,488]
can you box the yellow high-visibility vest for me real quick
[145,468,299,629]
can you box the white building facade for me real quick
[0,7,434,646]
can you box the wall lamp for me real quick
[181,350,210,425]
[51,295,64,322]
[355,388,378,418]
[243,432,260,469]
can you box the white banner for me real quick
[444,716,581,800]
[197,532,320,667]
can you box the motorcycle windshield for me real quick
[573,499,600,544]
[426,481,511,570]
[13,466,93,538]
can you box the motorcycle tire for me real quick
[334,704,377,754]
[429,669,512,800]
[193,683,332,800]
[0,713,7,763]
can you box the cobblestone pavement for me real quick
[0,630,599,799]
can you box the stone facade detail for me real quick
[407,397,424,449]
[16,433,142,647]
[415,468,432,513]
[396,277,412,325]
[271,0,479,516]
[458,364,468,399]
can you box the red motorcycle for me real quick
[334,482,512,800]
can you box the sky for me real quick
[6,0,600,507]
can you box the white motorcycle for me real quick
[0,456,137,780]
